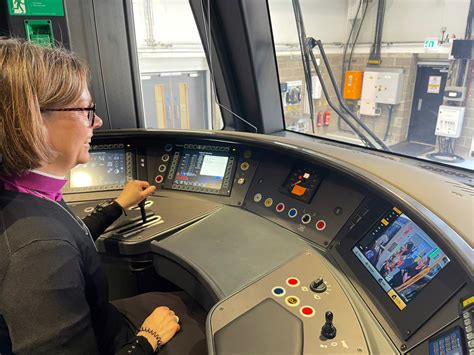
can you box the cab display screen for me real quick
[281,167,323,203]
[173,149,230,191]
[70,149,126,188]
[352,208,450,310]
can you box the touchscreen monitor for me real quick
[70,149,126,188]
[173,149,230,192]
[353,207,450,310]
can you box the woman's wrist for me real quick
[137,328,162,352]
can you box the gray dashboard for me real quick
[64,129,473,355]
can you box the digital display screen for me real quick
[173,150,230,191]
[70,149,126,188]
[353,208,450,310]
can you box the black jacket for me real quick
[0,190,152,354]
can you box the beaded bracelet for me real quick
[139,327,163,351]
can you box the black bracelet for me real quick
[139,327,163,351]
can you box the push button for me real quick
[272,287,286,297]
[285,296,300,307]
[264,198,273,207]
[288,208,298,218]
[299,306,315,318]
[315,220,327,231]
[275,203,285,213]
[286,277,300,287]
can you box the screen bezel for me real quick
[63,144,134,193]
[336,203,466,340]
[162,144,238,196]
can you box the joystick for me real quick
[321,311,337,339]
[138,199,147,223]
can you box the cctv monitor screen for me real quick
[352,208,450,310]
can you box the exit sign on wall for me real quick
[424,39,439,48]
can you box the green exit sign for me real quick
[424,39,439,48]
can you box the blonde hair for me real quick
[0,38,88,176]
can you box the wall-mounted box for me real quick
[343,71,363,100]
[361,68,404,105]
[435,106,465,138]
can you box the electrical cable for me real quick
[308,38,391,151]
[384,105,393,141]
[306,46,376,149]
[341,0,363,94]
[348,0,369,70]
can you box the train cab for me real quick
[0,1,473,354]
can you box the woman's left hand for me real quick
[114,180,156,209]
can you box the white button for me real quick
[253,193,262,202]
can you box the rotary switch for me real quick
[310,277,327,293]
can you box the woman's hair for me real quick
[0,38,88,176]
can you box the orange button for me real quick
[291,185,306,196]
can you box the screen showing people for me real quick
[173,150,230,192]
[70,149,126,188]
[353,207,450,310]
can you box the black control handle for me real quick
[138,199,147,223]
[321,311,337,339]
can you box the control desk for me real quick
[64,130,473,355]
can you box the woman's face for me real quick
[43,86,103,174]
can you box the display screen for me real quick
[173,149,230,191]
[353,208,450,310]
[70,149,126,188]
[281,167,323,203]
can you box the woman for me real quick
[0,38,206,354]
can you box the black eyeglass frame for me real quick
[40,103,96,127]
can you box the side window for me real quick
[131,0,223,130]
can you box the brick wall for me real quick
[276,53,474,160]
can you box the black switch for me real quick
[321,311,337,339]
[310,277,327,293]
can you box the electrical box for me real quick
[435,106,465,138]
[311,75,322,99]
[361,68,404,105]
[343,71,363,100]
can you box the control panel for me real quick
[208,251,368,354]
[244,156,364,247]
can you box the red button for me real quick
[276,203,285,212]
[286,277,300,287]
[300,306,315,317]
[155,175,163,183]
[315,220,326,231]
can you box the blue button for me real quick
[272,286,286,297]
[288,208,298,218]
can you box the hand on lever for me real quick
[115,180,156,209]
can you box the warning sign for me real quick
[427,76,442,94]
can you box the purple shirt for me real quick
[0,170,67,202]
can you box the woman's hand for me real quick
[115,180,156,209]
[137,306,180,351]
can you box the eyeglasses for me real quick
[41,103,96,127]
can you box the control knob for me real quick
[310,277,327,293]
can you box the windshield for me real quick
[268,0,473,170]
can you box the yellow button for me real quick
[264,198,273,207]
[285,296,300,307]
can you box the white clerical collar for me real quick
[30,169,66,180]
